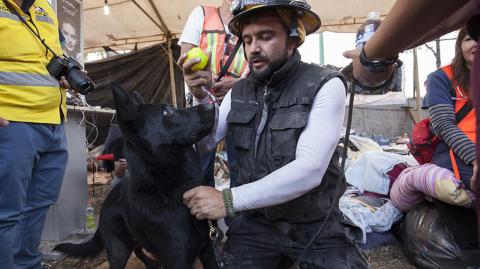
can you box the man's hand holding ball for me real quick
[179,48,211,99]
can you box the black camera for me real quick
[47,56,95,95]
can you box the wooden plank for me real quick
[168,39,178,107]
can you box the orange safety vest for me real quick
[442,65,476,179]
[199,6,248,78]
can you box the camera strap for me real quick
[2,0,60,58]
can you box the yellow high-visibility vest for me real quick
[0,0,66,124]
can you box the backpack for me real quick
[408,100,473,164]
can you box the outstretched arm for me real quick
[364,0,470,60]
[0,118,8,127]
[408,1,476,48]
[343,0,472,90]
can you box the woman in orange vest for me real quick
[391,28,478,212]
[425,27,477,191]
[389,27,479,268]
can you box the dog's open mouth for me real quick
[189,128,211,141]
[190,131,206,140]
[190,131,201,139]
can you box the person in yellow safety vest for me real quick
[178,0,249,191]
[0,0,71,268]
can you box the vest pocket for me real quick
[227,110,256,150]
[269,110,309,159]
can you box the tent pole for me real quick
[319,32,324,65]
[167,39,178,107]
[413,47,422,122]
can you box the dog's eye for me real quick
[163,108,174,117]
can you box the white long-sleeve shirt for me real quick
[195,77,346,212]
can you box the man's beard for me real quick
[249,49,288,82]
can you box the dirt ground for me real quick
[43,176,418,269]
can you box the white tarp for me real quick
[83,0,396,52]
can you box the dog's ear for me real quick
[112,83,138,122]
[130,91,145,105]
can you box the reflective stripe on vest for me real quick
[0,71,59,87]
[199,6,248,78]
[35,15,53,24]
[0,10,20,21]
[441,64,476,179]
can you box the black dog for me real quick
[55,84,218,269]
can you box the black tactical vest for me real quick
[227,51,346,223]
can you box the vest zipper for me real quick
[254,85,270,157]
[234,99,258,105]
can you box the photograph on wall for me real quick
[57,0,82,63]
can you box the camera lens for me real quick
[67,68,95,95]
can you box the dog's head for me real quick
[112,84,215,155]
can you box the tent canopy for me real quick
[83,0,396,52]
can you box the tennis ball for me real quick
[186,47,208,71]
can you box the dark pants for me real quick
[0,122,68,269]
[223,213,369,269]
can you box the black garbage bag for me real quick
[398,201,480,269]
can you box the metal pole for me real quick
[318,32,325,65]
[413,48,421,122]
[167,39,177,107]
[435,38,441,69]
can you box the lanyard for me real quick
[2,0,60,58]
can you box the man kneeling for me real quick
[181,1,368,268]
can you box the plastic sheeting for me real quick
[85,42,185,109]
[340,187,402,243]
[346,151,418,195]
[399,202,480,269]
[79,43,185,146]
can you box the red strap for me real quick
[96,153,114,161]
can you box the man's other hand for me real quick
[343,47,396,89]
[59,76,70,89]
[183,186,226,220]
[59,69,88,91]
[0,117,9,127]
[211,76,241,102]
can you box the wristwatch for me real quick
[359,45,398,73]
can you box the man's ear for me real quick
[112,83,138,122]
[288,37,299,55]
